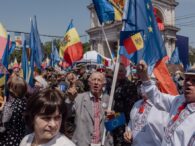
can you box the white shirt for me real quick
[20,132,76,146]
[142,80,195,146]
[128,99,169,146]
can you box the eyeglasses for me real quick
[185,77,195,83]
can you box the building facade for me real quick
[87,0,180,58]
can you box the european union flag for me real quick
[104,112,126,132]
[120,0,166,74]
[33,16,43,69]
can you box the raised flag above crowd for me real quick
[92,0,124,24]
[50,41,60,67]
[59,20,83,65]
[119,0,178,95]
[120,0,166,73]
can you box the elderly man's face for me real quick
[184,75,195,103]
[89,72,105,95]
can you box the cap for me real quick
[184,67,195,76]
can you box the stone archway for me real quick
[153,7,165,31]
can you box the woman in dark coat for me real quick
[0,76,27,146]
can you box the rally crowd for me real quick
[0,61,194,146]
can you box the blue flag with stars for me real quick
[120,0,166,73]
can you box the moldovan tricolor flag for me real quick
[0,23,8,59]
[123,32,144,54]
[59,21,83,65]
[97,54,111,67]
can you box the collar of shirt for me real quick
[89,92,103,100]
[187,102,195,113]
[145,99,153,106]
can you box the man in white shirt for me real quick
[124,84,169,146]
[136,60,195,146]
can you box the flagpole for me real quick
[101,24,114,63]
[101,0,130,145]
[101,42,120,146]
[101,24,115,64]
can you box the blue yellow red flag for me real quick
[92,0,124,24]
[123,32,144,54]
[59,21,83,65]
[120,0,166,74]
[97,54,110,67]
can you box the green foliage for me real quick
[9,49,22,63]
[189,46,195,65]
[83,42,90,53]
[42,39,61,58]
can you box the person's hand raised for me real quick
[137,60,150,81]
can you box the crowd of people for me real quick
[0,61,194,146]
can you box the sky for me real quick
[0,0,195,47]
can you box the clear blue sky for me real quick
[176,0,195,47]
[0,0,195,47]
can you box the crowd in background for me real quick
[0,62,187,146]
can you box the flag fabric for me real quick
[9,42,16,55]
[59,21,83,65]
[92,0,123,24]
[2,34,10,69]
[21,40,29,80]
[97,54,111,67]
[120,55,130,67]
[0,23,8,59]
[120,0,166,74]
[169,47,181,64]
[51,41,60,67]
[33,16,43,69]
[176,35,189,71]
[28,19,35,87]
[14,32,22,48]
[104,112,126,132]
[153,57,179,95]
[24,33,30,47]
[123,32,144,54]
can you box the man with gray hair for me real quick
[72,71,113,146]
